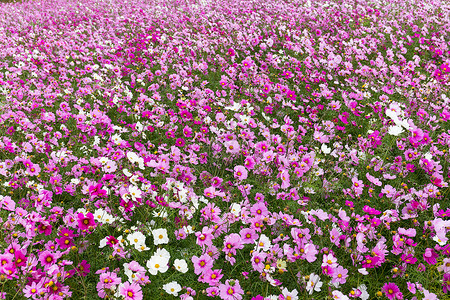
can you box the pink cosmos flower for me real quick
[195,227,214,248]
[338,112,349,124]
[97,272,122,298]
[302,243,318,262]
[362,255,379,268]
[192,254,213,275]
[441,63,450,73]
[250,202,268,218]
[442,273,450,293]
[23,282,43,298]
[322,254,338,268]
[183,126,193,137]
[331,265,348,285]
[204,187,217,199]
[27,164,41,176]
[219,279,244,300]
[77,259,91,277]
[280,169,291,189]
[225,140,240,154]
[251,251,267,272]
[401,253,417,265]
[206,287,220,297]
[348,288,362,298]
[362,205,381,215]
[234,165,248,181]
[103,160,117,173]
[368,130,382,147]
[202,269,223,286]
[423,289,438,300]
[351,177,364,195]
[365,173,382,186]
[223,233,244,255]
[0,196,15,211]
[286,90,297,101]
[120,282,143,300]
[6,126,15,135]
[240,228,258,244]
[244,157,255,169]
[37,222,52,236]
[410,127,424,143]
[381,185,396,198]
[14,251,27,268]
[211,176,223,187]
[56,235,74,249]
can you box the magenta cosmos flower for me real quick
[443,273,450,293]
[78,212,96,230]
[382,282,402,300]
[38,250,62,268]
[423,248,439,265]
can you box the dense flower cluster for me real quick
[0,0,449,299]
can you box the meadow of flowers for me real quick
[0,0,449,298]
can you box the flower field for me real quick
[0,0,449,298]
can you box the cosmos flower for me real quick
[306,273,323,294]
[146,255,169,275]
[77,212,96,230]
[120,282,143,300]
[382,282,402,300]
[219,279,244,300]
[152,228,169,245]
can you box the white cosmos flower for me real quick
[153,248,171,260]
[163,281,182,297]
[399,118,411,130]
[385,108,400,122]
[153,210,168,218]
[240,114,250,124]
[225,102,242,111]
[152,228,169,245]
[126,231,147,250]
[358,268,369,275]
[127,152,139,163]
[321,143,331,154]
[135,122,143,132]
[173,259,188,273]
[255,234,271,252]
[281,288,298,300]
[358,284,370,300]
[128,185,142,201]
[111,134,122,144]
[230,203,241,217]
[123,168,132,177]
[388,125,404,136]
[94,208,116,224]
[306,273,323,294]
[332,290,349,300]
[147,255,169,275]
